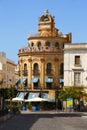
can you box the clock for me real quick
[42,16,49,22]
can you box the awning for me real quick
[59,78,64,83]
[16,78,20,84]
[16,92,27,99]
[42,93,55,102]
[45,77,53,83]
[27,92,40,99]
[25,97,49,102]
[21,77,27,83]
[12,92,27,102]
[31,77,39,83]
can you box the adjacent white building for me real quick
[64,43,87,92]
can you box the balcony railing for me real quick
[32,70,40,76]
[45,69,53,76]
[74,63,82,67]
[22,70,28,76]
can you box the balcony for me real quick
[45,69,53,76]
[74,63,82,67]
[22,70,28,76]
[32,70,40,76]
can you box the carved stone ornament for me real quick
[40,58,44,62]
[54,58,59,62]
[28,57,32,62]
[20,59,23,63]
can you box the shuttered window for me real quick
[75,56,80,65]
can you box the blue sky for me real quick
[0,0,87,63]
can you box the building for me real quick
[0,52,16,88]
[17,10,72,98]
[64,43,87,92]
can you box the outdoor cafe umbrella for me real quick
[12,97,24,102]
[25,97,49,102]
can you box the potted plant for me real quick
[26,102,32,110]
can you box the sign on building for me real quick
[48,90,55,102]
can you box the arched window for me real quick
[46,42,50,48]
[60,63,64,75]
[55,42,59,48]
[34,63,38,74]
[46,63,52,74]
[31,42,34,47]
[24,63,27,76]
[37,42,41,49]
[62,43,64,49]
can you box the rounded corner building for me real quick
[17,10,72,96]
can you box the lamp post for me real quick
[40,87,42,98]
[55,91,58,112]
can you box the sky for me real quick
[0,0,87,64]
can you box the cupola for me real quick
[38,10,59,37]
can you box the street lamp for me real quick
[40,87,42,98]
[55,91,58,112]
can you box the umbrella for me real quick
[12,97,24,102]
[25,97,49,102]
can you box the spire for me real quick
[44,9,49,15]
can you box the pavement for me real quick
[0,110,87,123]
[20,110,87,116]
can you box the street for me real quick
[0,111,87,130]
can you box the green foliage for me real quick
[26,102,32,110]
[17,103,22,110]
[58,87,85,101]
[40,102,46,110]
[84,93,87,102]
[0,86,17,99]
[7,104,13,110]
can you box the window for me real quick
[24,63,27,70]
[37,42,41,49]
[31,42,34,47]
[60,63,64,75]
[75,56,80,65]
[74,72,81,86]
[24,63,28,76]
[34,63,38,75]
[62,43,64,49]
[46,42,50,48]
[46,63,52,75]
[55,42,59,48]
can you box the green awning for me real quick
[31,77,39,83]
[45,77,53,83]
[21,77,27,83]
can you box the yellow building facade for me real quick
[17,10,72,92]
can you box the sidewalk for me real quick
[20,110,87,116]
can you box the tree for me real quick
[58,87,85,101]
